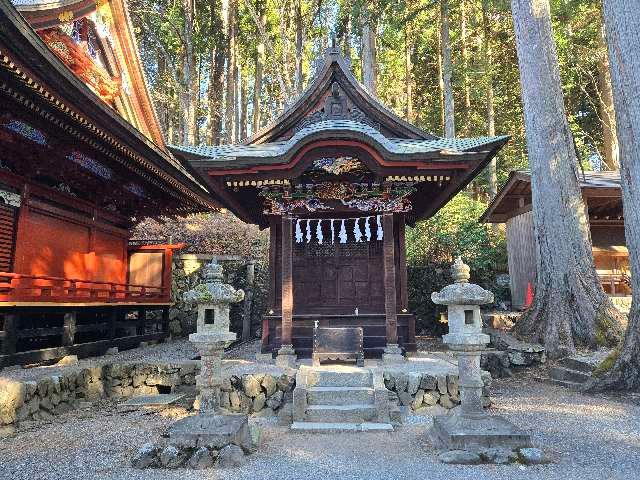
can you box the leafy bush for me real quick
[406,193,508,335]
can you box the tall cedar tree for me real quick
[510,0,625,358]
[589,0,640,391]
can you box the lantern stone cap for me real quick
[431,257,494,306]
[183,261,245,305]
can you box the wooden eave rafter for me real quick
[244,47,435,145]
[479,171,532,223]
[0,1,217,213]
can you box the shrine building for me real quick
[481,170,630,310]
[0,0,215,366]
[171,46,509,360]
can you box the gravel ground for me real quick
[1,373,638,480]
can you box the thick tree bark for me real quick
[251,0,266,134]
[437,24,445,135]
[294,0,304,94]
[239,63,247,140]
[405,23,413,122]
[598,22,620,171]
[460,0,471,132]
[440,0,455,138]
[182,0,197,145]
[208,0,226,145]
[483,0,498,201]
[224,0,237,143]
[511,0,625,358]
[588,0,640,391]
[361,13,377,96]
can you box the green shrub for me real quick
[406,193,508,334]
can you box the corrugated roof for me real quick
[172,120,508,162]
[514,170,621,188]
[11,0,83,10]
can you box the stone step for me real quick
[306,386,374,406]
[304,404,378,423]
[291,421,393,433]
[549,366,591,384]
[558,357,598,373]
[534,375,584,390]
[302,367,373,388]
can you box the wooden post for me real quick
[275,216,296,367]
[397,215,409,311]
[383,214,398,345]
[241,260,256,341]
[1,313,18,356]
[281,216,294,346]
[62,311,77,346]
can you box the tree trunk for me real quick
[361,13,377,96]
[208,0,225,145]
[224,0,237,143]
[405,23,414,122]
[437,23,445,135]
[460,0,471,132]
[182,0,197,145]
[598,22,620,171]
[252,0,266,134]
[239,63,247,140]
[440,0,455,138]
[483,0,498,201]
[294,0,304,94]
[588,0,640,391]
[510,0,625,358]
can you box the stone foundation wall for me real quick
[383,371,492,411]
[0,363,295,427]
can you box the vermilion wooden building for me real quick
[0,0,215,366]
[171,46,508,359]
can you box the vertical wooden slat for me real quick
[281,216,293,346]
[242,260,255,341]
[397,215,409,311]
[137,307,146,336]
[383,214,398,345]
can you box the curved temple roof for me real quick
[172,120,508,165]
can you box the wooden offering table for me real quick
[313,326,364,367]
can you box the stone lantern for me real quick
[430,257,531,451]
[183,261,244,413]
[164,261,252,455]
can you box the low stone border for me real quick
[438,446,550,465]
[481,328,546,378]
[0,362,295,428]
[383,371,492,411]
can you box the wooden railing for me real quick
[0,272,170,303]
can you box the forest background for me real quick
[130,0,618,334]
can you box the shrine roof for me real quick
[0,0,217,214]
[170,120,508,167]
[481,170,622,223]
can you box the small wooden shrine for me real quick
[481,170,630,309]
[0,0,215,366]
[172,46,508,358]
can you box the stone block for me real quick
[216,444,245,468]
[168,414,252,452]
[436,376,448,395]
[188,447,214,469]
[252,392,266,412]
[131,442,159,469]
[422,391,439,406]
[438,450,482,465]
[261,375,277,397]
[242,375,262,398]
[419,374,437,391]
[159,445,187,468]
[406,373,421,395]
[411,390,425,410]
[56,355,79,366]
[266,390,284,410]
[0,378,25,425]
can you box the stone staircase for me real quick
[291,365,395,432]
[542,351,609,389]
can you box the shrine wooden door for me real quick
[292,240,384,314]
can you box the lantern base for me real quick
[430,412,532,451]
[167,413,253,452]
